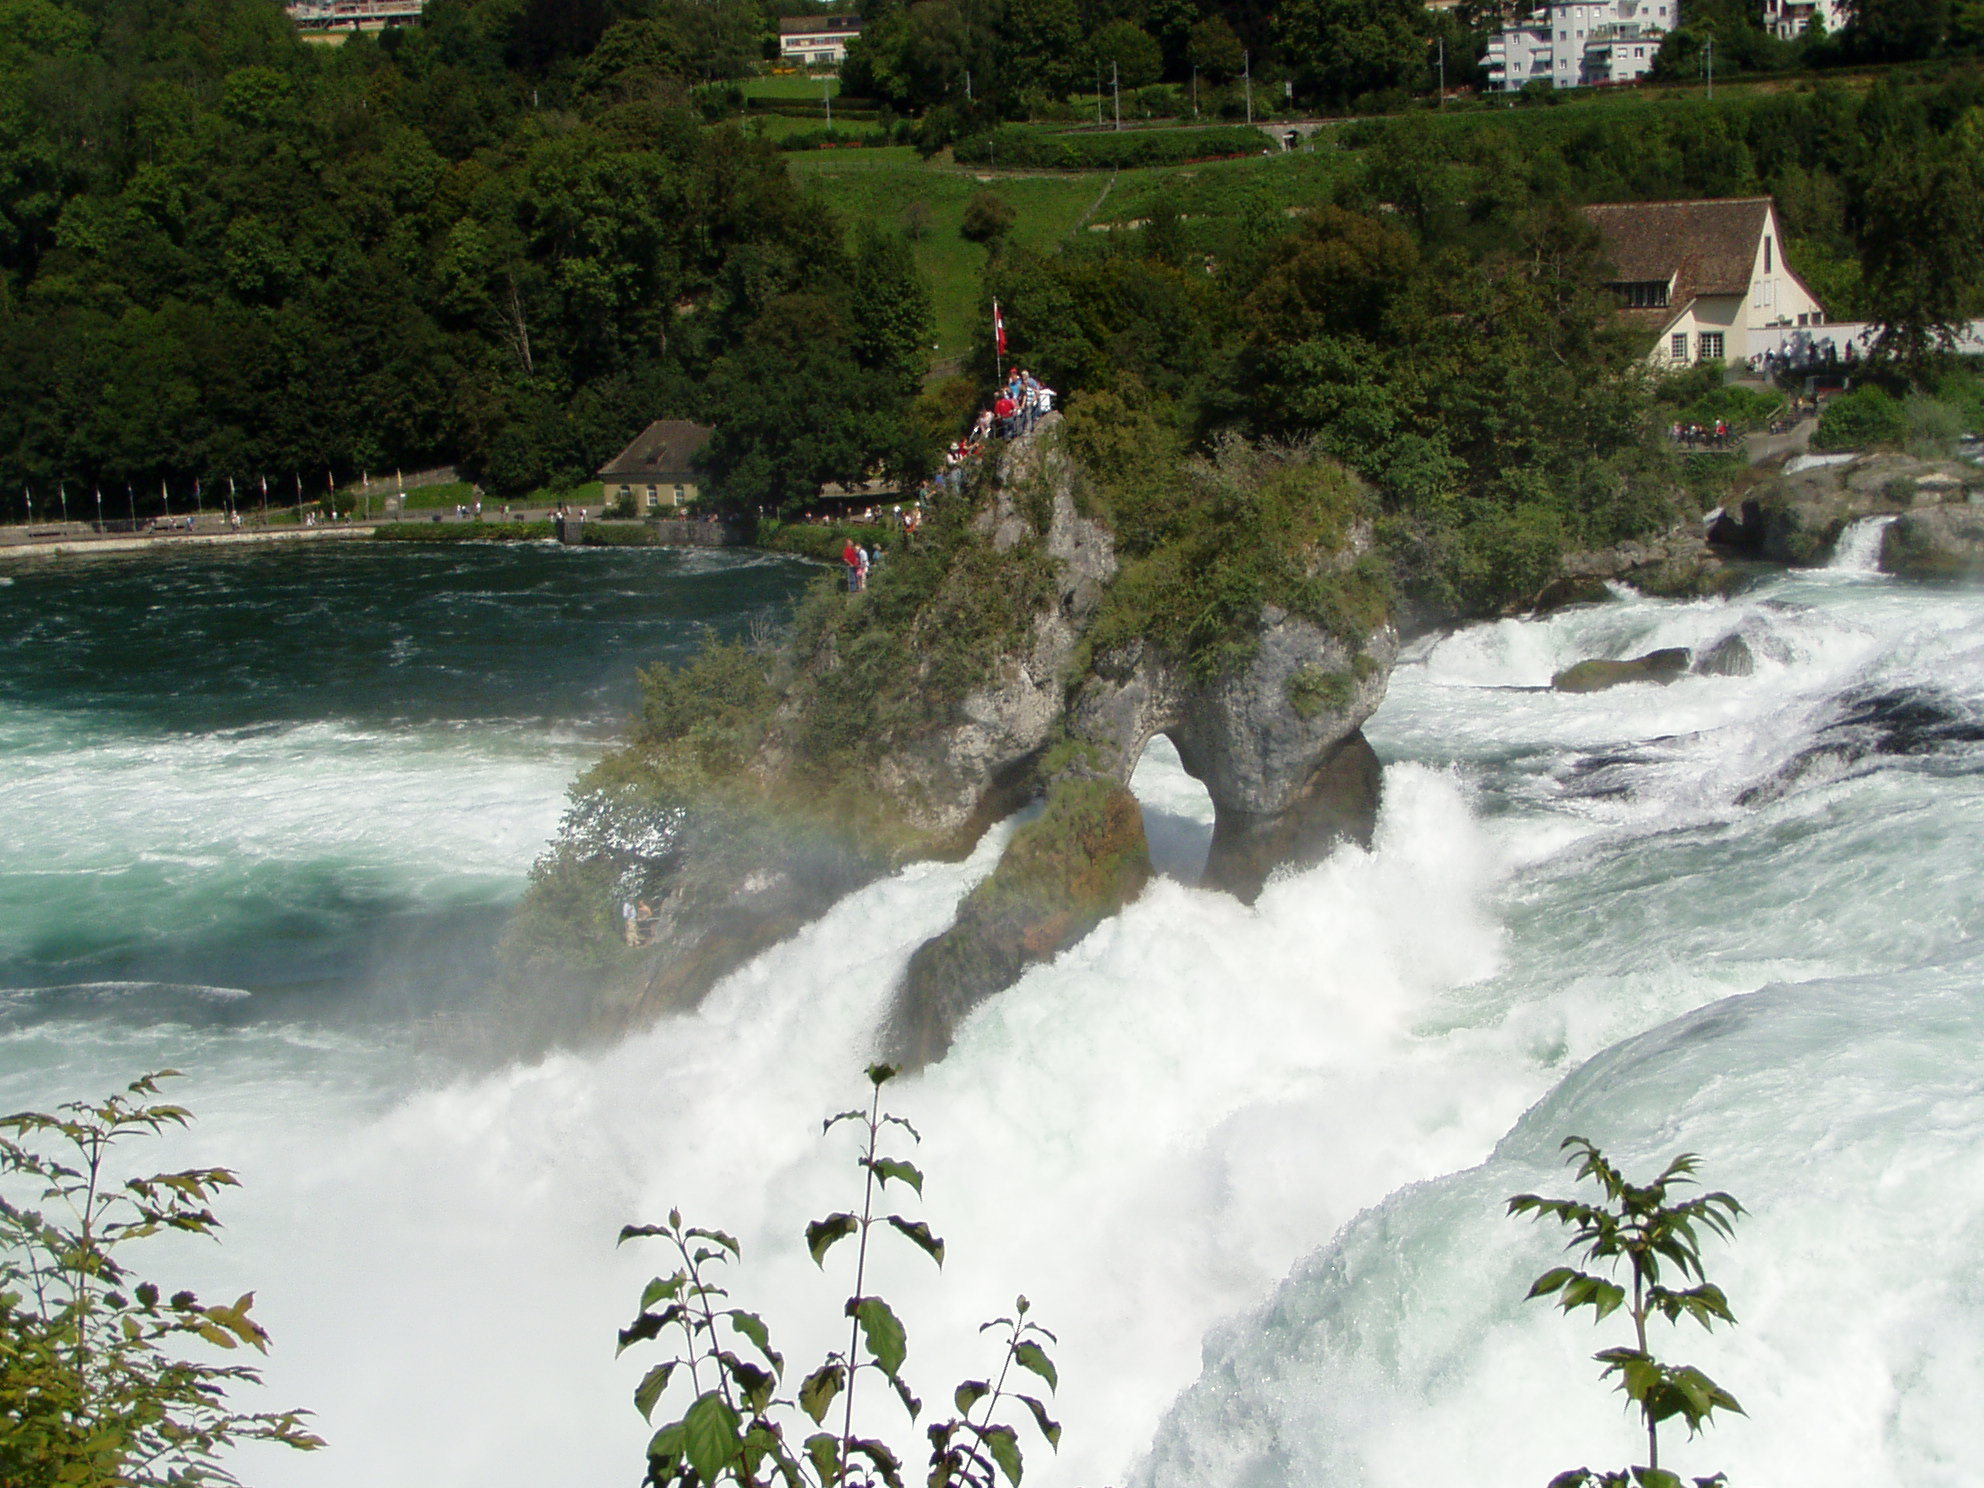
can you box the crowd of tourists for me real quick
[822,367,1060,593]
[1670,419,1736,449]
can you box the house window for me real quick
[674,484,686,504]
[1635,46,1644,55]
[1671,332,1689,360]
[1699,331,1725,361]
[1620,281,1670,308]
[1763,238,1773,272]
[647,485,658,505]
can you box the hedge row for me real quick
[952,124,1267,170]
[372,521,556,542]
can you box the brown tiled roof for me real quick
[598,420,713,481]
[1583,197,1772,300]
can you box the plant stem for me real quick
[1634,1267,1656,1472]
[838,1080,883,1485]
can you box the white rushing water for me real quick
[4,532,1981,1487]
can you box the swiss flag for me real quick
[994,299,1007,358]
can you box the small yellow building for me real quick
[598,420,714,511]
[1583,197,1827,368]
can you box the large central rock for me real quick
[523,418,1396,1064]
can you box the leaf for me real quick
[688,1227,741,1256]
[799,1362,844,1425]
[806,1213,858,1266]
[981,1423,1023,1486]
[718,1352,776,1414]
[727,1310,783,1373]
[1015,1395,1061,1449]
[634,1363,675,1422]
[850,1437,905,1488]
[955,1380,990,1416]
[647,1421,686,1466]
[852,1296,908,1377]
[885,1215,945,1266]
[641,1274,685,1310]
[890,1371,922,1421]
[1633,1470,1683,1488]
[1012,1341,1057,1393]
[618,1305,686,1354]
[1526,1267,1579,1299]
[682,1391,743,1480]
[867,1157,925,1195]
[805,1432,840,1482]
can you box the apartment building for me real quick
[1484,0,1673,90]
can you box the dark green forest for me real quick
[3,0,1984,585]
[0,0,936,513]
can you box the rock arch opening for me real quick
[1128,734,1215,884]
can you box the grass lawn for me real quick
[789,145,1349,368]
[747,114,889,143]
[742,73,841,100]
[791,154,1121,366]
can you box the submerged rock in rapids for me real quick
[1692,633,1756,677]
[1552,647,1691,693]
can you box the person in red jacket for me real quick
[842,536,862,592]
[993,392,1016,437]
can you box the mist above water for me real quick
[2,529,1979,1486]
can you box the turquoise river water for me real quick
[0,528,1978,1487]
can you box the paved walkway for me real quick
[1743,415,1818,465]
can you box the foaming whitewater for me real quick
[5,544,1983,1487]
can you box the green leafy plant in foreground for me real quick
[619,1065,1059,1488]
[1509,1138,1744,1488]
[0,1072,323,1487]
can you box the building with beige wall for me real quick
[1583,197,1827,367]
[599,420,714,511]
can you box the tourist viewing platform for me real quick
[287,0,424,32]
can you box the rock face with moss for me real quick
[1880,505,1984,579]
[508,418,1397,1061]
[1707,453,1983,566]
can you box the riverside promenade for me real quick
[0,521,380,561]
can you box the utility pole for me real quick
[1704,36,1713,100]
[94,485,103,533]
[1244,50,1252,125]
[824,77,831,132]
[1112,60,1120,130]
[1191,62,1198,119]
[58,482,68,529]
[1438,35,1446,107]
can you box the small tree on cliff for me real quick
[618,1065,1060,1488]
[1508,1138,1744,1488]
[0,1073,323,1487]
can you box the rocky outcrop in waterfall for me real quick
[507,419,1396,1063]
[1706,452,1982,567]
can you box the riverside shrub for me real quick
[1812,386,1908,450]
[0,1075,322,1487]
[1509,1139,1745,1487]
[618,1066,1060,1488]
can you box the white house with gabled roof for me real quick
[1583,196,1827,367]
